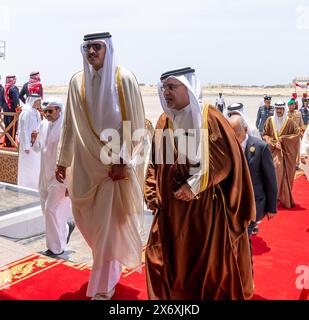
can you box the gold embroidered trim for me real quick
[200,103,210,192]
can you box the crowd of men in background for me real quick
[0,72,43,147]
[216,92,309,212]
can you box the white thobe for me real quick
[86,69,122,296]
[170,105,203,195]
[33,115,72,254]
[301,125,309,180]
[17,108,41,189]
[57,68,145,298]
[275,116,285,134]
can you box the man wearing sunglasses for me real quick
[32,97,75,258]
[56,32,146,300]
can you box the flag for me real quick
[295,83,303,88]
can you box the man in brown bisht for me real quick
[144,67,256,300]
[263,101,300,208]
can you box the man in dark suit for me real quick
[0,78,5,110]
[229,115,278,236]
[19,71,43,104]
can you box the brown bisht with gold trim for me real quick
[144,104,256,300]
[263,116,300,208]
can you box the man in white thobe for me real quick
[56,32,146,300]
[17,94,41,189]
[32,97,75,257]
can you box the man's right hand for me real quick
[31,131,38,145]
[55,165,66,183]
[301,154,308,165]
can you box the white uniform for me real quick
[301,125,309,180]
[215,97,225,110]
[17,106,41,189]
[33,113,72,254]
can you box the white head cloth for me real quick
[42,96,64,110]
[157,72,203,132]
[274,101,288,133]
[157,70,204,169]
[24,95,41,111]
[224,103,262,139]
[80,36,121,134]
[41,96,64,144]
[225,103,250,123]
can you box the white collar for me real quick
[91,67,103,80]
[241,134,249,150]
[170,104,191,117]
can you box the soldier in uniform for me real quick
[256,95,274,135]
[288,99,304,129]
[19,71,44,104]
[301,93,307,108]
[3,75,19,147]
[300,97,309,129]
[215,92,225,113]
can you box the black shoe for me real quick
[251,226,259,236]
[43,249,64,258]
[67,221,75,244]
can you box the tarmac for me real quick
[0,210,153,267]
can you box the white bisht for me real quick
[17,96,41,189]
[57,35,146,275]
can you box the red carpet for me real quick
[0,175,308,300]
[251,174,309,300]
[0,254,147,300]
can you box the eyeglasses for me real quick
[42,109,56,114]
[82,43,105,52]
[160,83,185,92]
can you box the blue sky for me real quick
[0,0,308,86]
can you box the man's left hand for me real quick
[301,154,307,165]
[31,131,38,145]
[275,141,281,150]
[108,164,128,181]
[174,183,195,201]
